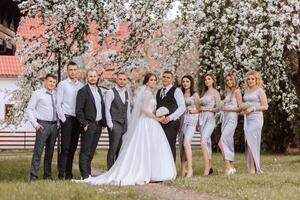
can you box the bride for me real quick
[75,72,177,185]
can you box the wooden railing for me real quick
[0,130,201,150]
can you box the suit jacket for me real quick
[75,84,107,128]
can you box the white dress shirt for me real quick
[56,78,84,122]
[89,84,102,121]
[27,88,57,128]
[105,85,131,129]
[160,84,186,121]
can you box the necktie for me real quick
[161,88,166,99]
[47,91,56,121]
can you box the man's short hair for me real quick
[163,70,173,76]
[86,68,98,75]
[66,61,78,69]
[45,73,57,80]
[116,71,127,76]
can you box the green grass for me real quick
[1,150,300,200]
[86,149,300,200]
[0,152,155,200]
[168,150,300,200]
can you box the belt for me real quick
[37,120,57,124]
[65,114,76,118]
[95,120,102,125]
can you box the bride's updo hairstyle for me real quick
[143,72,157,85]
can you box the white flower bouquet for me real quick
[199,98,209,106]
[240,102,251,111]
[156,107,170,117]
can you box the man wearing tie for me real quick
[75,69,106,180]
[156,71,186,162]
[57,61,84,180]
[105,72,130,170]
[27,74,58,181]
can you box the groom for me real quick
[156,71,185,162]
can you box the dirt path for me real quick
[73,164,229,200]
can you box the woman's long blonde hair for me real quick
[244,70,263,90]
[225,72,239,99]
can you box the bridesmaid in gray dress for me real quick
[179,75,200,178]
[218,73,242,175]
[199,74,220,176]
[243,70,268,174]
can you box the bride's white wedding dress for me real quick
[76,88,176,185]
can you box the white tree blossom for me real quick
[7,0,300,127]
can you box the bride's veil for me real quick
[121,85,146,144]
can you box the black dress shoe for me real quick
[209,168,213,175]
[29,176,38,183]
[65,175,73,180]
[43,176,53,180]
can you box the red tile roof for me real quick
[0,56,23,77]
[1,17,129,78]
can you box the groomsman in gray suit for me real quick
[105,72,130,169]
[27,74,58,181]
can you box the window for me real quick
[4,104,13,121]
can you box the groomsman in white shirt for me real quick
[105,72,130,169]
[56,61,84,180]
[27,74,58,181]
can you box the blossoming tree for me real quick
[7,1,300,149]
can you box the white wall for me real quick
[0,77,34,132]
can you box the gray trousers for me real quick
[107,121,127,170]
[30,121,58,178]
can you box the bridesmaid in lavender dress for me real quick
[243,70,268,174]
[218,73,242,175]
[179,75,200,178]
[198,74,220,176]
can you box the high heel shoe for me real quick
[209,168,213,175]
[186,169,193,178]
[181,168,188,177]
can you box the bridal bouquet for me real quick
[156,106,170,117]
[199,98,209,106]
[240,102,251,111]
[216,100,226,110]
[185,98,192,107]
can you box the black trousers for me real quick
[79,122,102,179]
[58,116,80,179]
[161,119,180,162]
[30,121,57,179]
[107,121,127,170]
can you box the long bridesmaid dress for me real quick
[243,88,264,173]
[219,94,238,162]
[199,95,216,159]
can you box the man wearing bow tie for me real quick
[75,69,106,180]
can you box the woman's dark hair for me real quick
[201,73,217,97]
[143,72,157,85]
[181,75,195,96]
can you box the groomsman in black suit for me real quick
[75,69,106,180]
[156,71,185,162]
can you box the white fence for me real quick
[0,130,201,150]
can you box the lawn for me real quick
[91,149,300,200]
[0,151,154,200]
[1,149,299,200]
